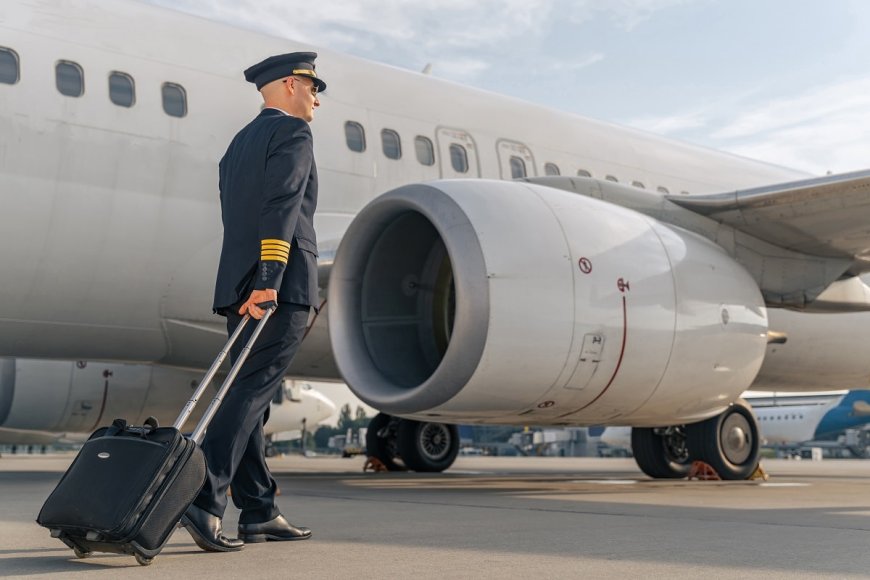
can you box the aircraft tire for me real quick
[396,419,459,473]
[365,413,403,471]
[630,427,692,479]
[686,398,760,480]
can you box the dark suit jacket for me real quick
[213,108,319,313]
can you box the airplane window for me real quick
[162,82,187,117]
[605,175,618,182]
[680,190,690,195]
[544,163,560,176]
[415,136,435,166]
[381,129,401,160]
[509,156,527,179]
[0,47,19,84]
[657,186,670,194]
[631,181,645,189]
[56,61,84,97]
[577,169,592,178]
[345,121,366,153]
[449,144,468,173]
[109,71,135,108]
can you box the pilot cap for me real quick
[244,51,326,93]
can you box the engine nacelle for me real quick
[329,180,768,426]
[0,358,202,432]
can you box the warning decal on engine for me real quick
[579,334,604,363]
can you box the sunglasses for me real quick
[283,76,318,96]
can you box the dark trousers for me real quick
[194,302,310,524]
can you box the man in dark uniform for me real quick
[181,52,325,552]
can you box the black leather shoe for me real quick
[180,504,244,552]
[238,515,312,543]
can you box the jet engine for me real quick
[328,180,769,426]
[0,360,335,438]
[0,358,204,433]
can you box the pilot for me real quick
[181,51,325,552]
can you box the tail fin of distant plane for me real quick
[814,390,870,438]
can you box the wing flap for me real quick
[666,169,870,266]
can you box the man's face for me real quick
[285,76,320,122]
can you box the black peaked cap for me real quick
[244,51,326,92]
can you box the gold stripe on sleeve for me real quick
[261,254,289,264]
[261,245,290,254]
[261,238,291,249]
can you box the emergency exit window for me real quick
[509,156,527,179]
[449,144,468,173]
[415,136,435,166]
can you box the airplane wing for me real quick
[666,169,870,269]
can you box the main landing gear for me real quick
[365,413,460,473]
[631,399,761,480]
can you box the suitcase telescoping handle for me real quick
[173,307,275,445]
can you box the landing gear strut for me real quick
[630,426,691,479]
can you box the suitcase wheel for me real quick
[134,553,154,566]
[72,546,91,559]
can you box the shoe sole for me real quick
[238,532,312,543]
[180,516,244,552]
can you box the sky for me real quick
[142,0,870,176]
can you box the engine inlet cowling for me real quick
[327,184,489,414]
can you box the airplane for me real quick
[753,390,870,449]
[601,390,870,462]
[3,0,870,480]
[0,357,335,448]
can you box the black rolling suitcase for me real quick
[37,310,274,566]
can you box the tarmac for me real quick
[3,454,870,579]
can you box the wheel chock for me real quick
[687,460,721,481]
[363,456,390,473]
[748,463,769,481]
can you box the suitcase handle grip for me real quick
[186,307,275,445]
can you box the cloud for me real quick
[624,111,708,134]
[569,0,703,31]
[426,58,491,80]
[710,77,870,174]
[721,113,870,175]
[143,0,555,82]
[144,0,552,50]
[546,53,605,72]
[712,78,870,140]
[620,77,870,174]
